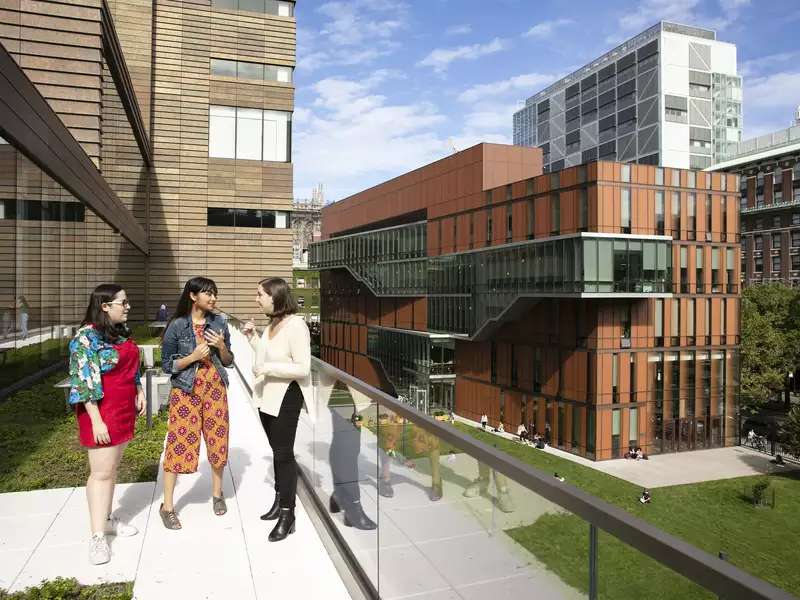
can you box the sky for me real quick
[292,0,800,202]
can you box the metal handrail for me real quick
[305,356,793,600]
[222,311,793,600]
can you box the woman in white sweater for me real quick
[243,277,311,542]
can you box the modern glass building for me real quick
[311,144,741,460]
[513,21,742,172]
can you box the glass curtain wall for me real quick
[0,145,146,389]
[310,222,427,295]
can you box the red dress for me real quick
[76,338,139,448]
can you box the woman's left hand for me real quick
[204,329,226,350]
[136,388,146,416]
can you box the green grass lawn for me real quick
[0,337,66,389]
[0,577,132,599]
[454,422,800,598]
[0,372,168,493]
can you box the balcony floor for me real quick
[0,370,351,599]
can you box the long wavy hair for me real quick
[81,284,130,343]
[167,276,218,329]
[258,277,298,326]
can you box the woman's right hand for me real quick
[92,418,111,445]
[191,342,210,362]
[242,320,256,337]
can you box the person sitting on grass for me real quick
[639,489,652,504]
[554,472,565,482]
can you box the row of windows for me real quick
[428,237,673,336]
[678,246,736,293]
[207,208,290,228]
[211,0,293,16]
[653,298,731,347]
[0,199,85,222]
[752,255,800,273]
[749,231,800,249]
[210,58,293,83]
[310,222,427,268]
[208,105,291,162]
[745,212,800,231]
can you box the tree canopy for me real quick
[741,284,800,413]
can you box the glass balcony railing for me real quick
[223,313,790,600]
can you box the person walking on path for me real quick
[69,284,146,565]
[243,277,312,542]
[159,277,234,530]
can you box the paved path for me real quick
[0,368,350,599]
[455,417,799,488]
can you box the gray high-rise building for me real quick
[513,21,742,172]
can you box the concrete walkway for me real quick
[455,417,799,488]
[0,369,350,599]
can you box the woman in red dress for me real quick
[69,284,146,565]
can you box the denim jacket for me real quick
[161,312,233,393]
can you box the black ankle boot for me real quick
[329,495,341,514]
[268,508,295,542]
[260,494,280,521]
[344,503,377,530]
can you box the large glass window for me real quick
[212,0,294,16]
[211,58,293,83]
[236,108,263,160]
[263,110,291,161]
[712,248,721,292]
[655,298,664,344]
[551,193,560,234]
[579,188,588,231]
[696,248,704,293]
[671,192,680,239]
[655,191,664,235]
[680,246,689,293]
[207,208,290,228]
[687,193,696,240]
[209,105,291,162]
[621,188,631,233]
[209,105,236,158]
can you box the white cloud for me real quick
[298,0,408,72]
[446,24,472,36]
[418,38,509,73]
[739,51,800,79]
[293,66,525,201]
[523,18,573,39]
[618,0,700,32]
[615,0,749,34]
[457,72,561,104]
[294,71,450,201]
[742,70,800,137]
[745,71,800,110]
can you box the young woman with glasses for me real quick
[159,277,233,530]
[69,284,146,565]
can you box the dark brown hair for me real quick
[259,277,298,324]
[81,283,130,343]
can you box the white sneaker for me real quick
[106,516,138,537]
[89,533,110,565]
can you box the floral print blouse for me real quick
[68,325,141,405]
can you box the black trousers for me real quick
[259,381,303,508]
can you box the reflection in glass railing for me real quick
[222,314,790,600]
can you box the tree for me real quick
[740,284,800,414]
[781,404,800,459]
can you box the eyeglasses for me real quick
[105,299,130,308]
